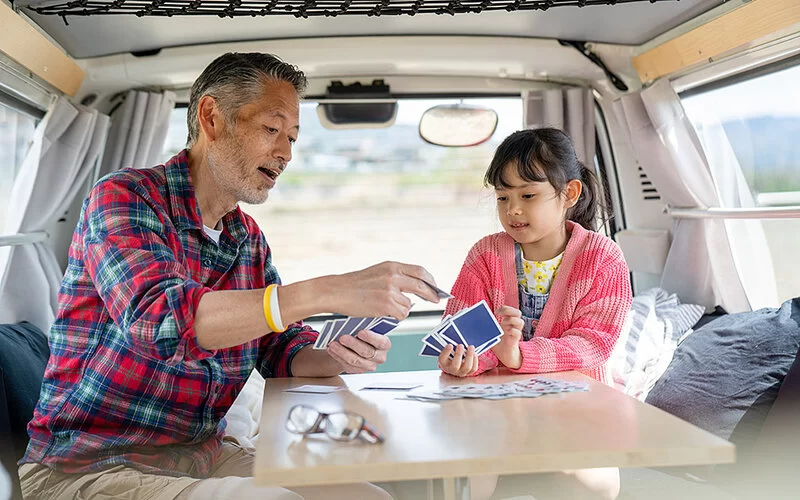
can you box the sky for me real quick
[682,63,800,122]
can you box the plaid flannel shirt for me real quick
[22,150,317,476]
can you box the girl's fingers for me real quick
[496,306,522,318]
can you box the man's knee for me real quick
[290,482,392,500]
[184,476,303,500]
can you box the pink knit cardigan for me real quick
[445,221,632,384]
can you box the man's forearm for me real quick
[290,345,343,377]
[194,276,337,350]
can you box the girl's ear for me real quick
[564,179,583,208]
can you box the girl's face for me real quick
[494,164,581,259]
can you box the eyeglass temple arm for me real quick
[359,421,385,444]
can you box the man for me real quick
[19,52,440,499]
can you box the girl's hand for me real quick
[492,305,524,369]
[438,344,479,377]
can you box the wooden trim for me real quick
[633,0,800,83]
[0,2,84,95]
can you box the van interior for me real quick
[0,0,799,498]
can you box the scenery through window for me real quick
[0,103,37,234]
[681,64,800,303]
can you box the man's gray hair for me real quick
[186,52,308,147]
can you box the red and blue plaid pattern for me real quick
[22,150,317,476]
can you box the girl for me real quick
[439,128,631,500]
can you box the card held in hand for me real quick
[418,300,503,357]
[313,314,402,350]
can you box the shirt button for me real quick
[203,259,212,267]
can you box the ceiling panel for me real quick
[19,0,726,59]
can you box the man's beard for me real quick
[207,137,270,205]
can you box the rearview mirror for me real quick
[419,104,498,147]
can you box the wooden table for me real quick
[254,370,734,499]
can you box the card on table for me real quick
[400,378,589,402]
[360,382,423,391]
[437,378,590,400]
[284,385,345,394]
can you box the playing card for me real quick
[360,382,423,391]
[402,388,462,401]
[450,301,504,348]
[439,383,515,398]
[474,335,502,356]
[421,279,454,300]
[367,317,400,335]
[284,385,344,394]
[437,323,467,347]
[335,317,371,339]
[421,332,448,352]
[324,318,347,346]
[429,377,589,400]
[419,342,441,357]
[312,320,335,350]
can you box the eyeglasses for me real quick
[285,405,385,444]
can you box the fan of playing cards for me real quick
[313,279,454,351]
[313,315,401,350]
[419,300,504,358]
[404,377,590,401]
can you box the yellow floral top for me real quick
[519,252,564,295]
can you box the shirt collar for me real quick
[164,149,249,244]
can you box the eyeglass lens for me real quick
[287,406,366,441]
[324,412,364,441]
[287,405,320,434]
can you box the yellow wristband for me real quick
[263,284,286,333]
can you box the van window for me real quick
[0,103,37,234]
[681,64,800,303]
[163,97,522,310]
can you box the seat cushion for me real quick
[646,298,800,445]
[0,322,49,460]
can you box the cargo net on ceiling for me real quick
[27,0,680,19]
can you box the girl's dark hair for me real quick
[484,127,606,231]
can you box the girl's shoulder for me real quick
[467,232,515,257]
[567,223,627,269]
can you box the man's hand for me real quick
[492,306,524,369]
[326,262,440,320]
[438,344,479,377]
[327,330,392,374]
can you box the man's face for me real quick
[207,79,300,205]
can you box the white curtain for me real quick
[523,87,595,167]
[0,98,110,333]
[616,79,777,313]
[98,90,176,176]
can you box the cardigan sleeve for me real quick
[508,259,632,374]
[445,262,500,376]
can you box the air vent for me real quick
[638,166,660,201]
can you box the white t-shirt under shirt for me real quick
[203,224,222,245]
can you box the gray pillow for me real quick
[0,322,49,460]
[646,298,800,447]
